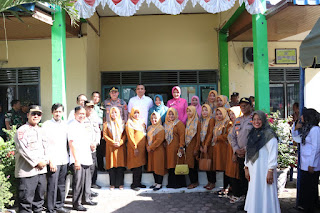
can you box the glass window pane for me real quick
[180,86,196,104]
[122,87,136,103]
[0,86,16,112]
[287,83,299,117]
[270,84,285,117]
[200,86,217,104]
[18,85,39,105]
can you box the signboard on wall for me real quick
[275,49,297,64]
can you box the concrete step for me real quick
[96,171,224,188]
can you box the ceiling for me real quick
[95,0,209,16]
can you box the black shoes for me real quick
[72,205,87,211]
[83,200,98,206]
[153,186,162,191]
[56,207,71,213]
[91,184,101,189]
[91,191,99,197]
[138,184,146,188]
[150,184,156,189]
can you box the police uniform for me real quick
[229,97,253,199]
[104,98,128,123]
[84,111,101,187]
[14,121,48,213]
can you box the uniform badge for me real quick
[18,131,24,140]
[124,105,127,110]
[235,121,241,124]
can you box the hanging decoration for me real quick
[74,0,266,18]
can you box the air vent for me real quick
[269,68,285,82]
[18,68,40,83]
[101,72,120,85]
[179,71,197,83]
[286,68,300,81]
[122,72,139,84]
[199,70,217,83]
[0,69,16,83]
[141,71,178,84]
[243,47,254,64]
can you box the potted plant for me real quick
[267,111,297,193]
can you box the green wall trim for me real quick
[51,6,67,111]
[219,32,229,96]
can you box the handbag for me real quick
[175,152,189,175]
[199,152,212,171]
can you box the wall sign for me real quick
[275,48,297,64]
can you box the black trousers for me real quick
[223,172,230,189]
[300,170,320,213]
[189,168,199,184]
[153,172,163,185]
[90,152,98,185]
[109,167,125,187]
[18,174,46,213]
[72,165,92,208]
[206,171,216,184]
[96,139,106,170]
[46,164,68,213]
[237,157,248,196]
[131,166,143,187]
[230,178,242,197]
[167,168,187,188]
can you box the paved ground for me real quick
[63,172,320,213]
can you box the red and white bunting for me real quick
[74,0,266,18]
[146,0,188,15]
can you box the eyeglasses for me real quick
[31,112,42,116]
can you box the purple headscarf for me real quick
[191,96,202,118]
[167,86,188,124]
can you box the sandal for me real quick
[203,183,210,188]
[119,185,124,190]
[230,196,245,204]
[110,186,115,191]
[206,183,215,190]
[187,183,199,189]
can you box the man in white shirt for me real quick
[67,94,87,123]
[128,85,153,127]
[42,103,70,213]
[68,106,98,211]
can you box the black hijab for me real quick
[246,110,277,164]
[301,108,320,145]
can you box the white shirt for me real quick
[128,95,153,127]
[292,123,320,171]
[68,120,93,166]
[84,114,101,153]
[42,119,69,165]
[67,109,75,124]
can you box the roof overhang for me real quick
[228,0,320,41]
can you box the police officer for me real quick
[103,87,128,123]
[84,100,101,190]
[14,105,48,213]
[229,97,253,210]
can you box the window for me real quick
[101,70,218,105]
[269,68,299,118]
[0,68,40,112]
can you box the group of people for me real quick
[9,83,320,213]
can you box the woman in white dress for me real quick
[244,110,281,213]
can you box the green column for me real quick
[51,6,67,112]
[219,32,229,96]
[252,1,270,113]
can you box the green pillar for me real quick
[219,32,229,97]
[51,6,67,113]
[252,1,270,113]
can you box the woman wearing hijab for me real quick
[217,95,230,109]
[199,104,216,190]
[167,86,188,124]
[191,96,202,118]
[212,107,232,196]
[147,112,167,191]
[185,106,201,189]
[148,94,168,126]
[164,107,186,188]
[126,107,147,191]
[292,108,320,213]
[244,111,280,213]
[226,107,242,203]
[205,90,218,118]
[103,107,127,190]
